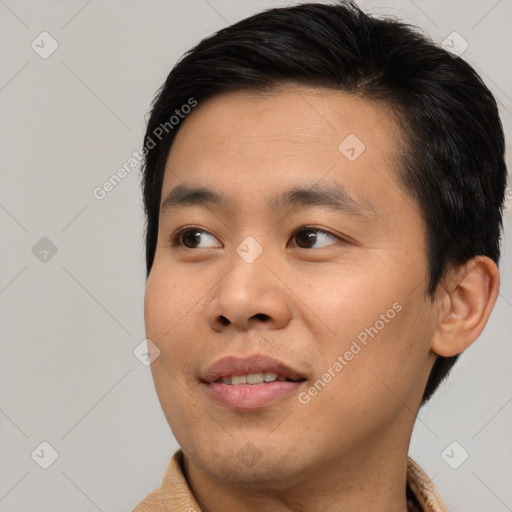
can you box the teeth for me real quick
[247,373,264,384]
[263,372,278,382]
[221,372,281,385]
[231,375,247,385]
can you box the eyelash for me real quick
[170,225,342,249]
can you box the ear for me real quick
[430,256,500,357]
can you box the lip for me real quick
[201,354,307,410]
[202,354,306,383]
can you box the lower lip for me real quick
[204,381,303,410]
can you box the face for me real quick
[144,86,439,487]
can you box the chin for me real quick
[183,434,306,486]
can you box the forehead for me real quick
[161,85,409,220]
[168,85,400,164]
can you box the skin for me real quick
[144,85,500,512]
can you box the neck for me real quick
[183,437,412,512]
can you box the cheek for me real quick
[333,299,434,412]
[144,269,204,427]
[309,265,434,403]
[144,264,203,340]
[144,274,192,385]
[308,267,402,343]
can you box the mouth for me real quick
[201,355,307,410]
[214,372,301,385]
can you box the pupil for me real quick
[297,230,315,248]
[184,230,201,247]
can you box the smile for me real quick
[216,373,300,385]
[201,355,307,409]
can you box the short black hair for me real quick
[140,1,507,404]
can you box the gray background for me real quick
[0,0,511,510]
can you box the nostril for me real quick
[252,313,270,322]
[219,316,230,326]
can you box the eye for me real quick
[172,227,221,249]
[290,226,340,249]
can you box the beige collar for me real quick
[134,450,449,512]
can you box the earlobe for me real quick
[430,256,500,358]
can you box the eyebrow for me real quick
[160,181,376,219]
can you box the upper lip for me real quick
[201,354,307,383]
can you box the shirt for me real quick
[133,450,449,512]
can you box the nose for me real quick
[205,246,292,332]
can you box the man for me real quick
[134,1,507,510]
